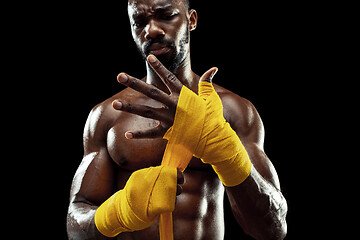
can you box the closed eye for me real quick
[161,12,178,20]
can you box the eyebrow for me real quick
[154,5,176,12]
[133,5,176,19]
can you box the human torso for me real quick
[103,83,235,240]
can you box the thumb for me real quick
[199,67,218,83]
[198,67,218,98]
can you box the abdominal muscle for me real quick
[115,167,226,240]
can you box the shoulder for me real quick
[213,83,265,147]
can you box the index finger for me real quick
[147,55,183,93]
[117,73,176,108]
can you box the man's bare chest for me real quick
[106,112,208,171]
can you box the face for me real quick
[128,0,196,72]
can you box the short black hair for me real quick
[184,0,190,10]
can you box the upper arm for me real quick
[67,105,115,238]
[69,105,115,206]
[223,94,281,190]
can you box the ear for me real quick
[188,9,198,31]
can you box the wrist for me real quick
[211,148,252,187]
[94,190,132,237]
[94,166,177,237]
[197,124,252,187]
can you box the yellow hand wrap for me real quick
[164,82,252,187]
[158,84,208,240]
[94,166,177,237]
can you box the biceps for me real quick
[70,149,115,206]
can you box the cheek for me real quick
[172,21,189,45]
[131,29,144,48]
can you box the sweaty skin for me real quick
[67,0,287,239]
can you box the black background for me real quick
[9,1,340,239]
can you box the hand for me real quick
[113,54,217,139]
[95,165,182,236]
[127,166,184,218]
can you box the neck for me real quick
[145,53,199,93]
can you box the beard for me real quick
[137,23,190,73]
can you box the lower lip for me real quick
[150,47,170,56]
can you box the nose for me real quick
[144,20,165,40]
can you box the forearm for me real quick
[226,167,288,240]
[67,202,112,240]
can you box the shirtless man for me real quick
[66,0,288,239]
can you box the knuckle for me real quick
[149,88,160,97]
[144,108,154,118]
[166,73,176,82]
[125,103,134,112]
[127,78,137,88]
[133,131,143,138]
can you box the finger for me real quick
[112,100,170,123]
[177,169,185,184]
[147,55,183,93]
[117,73,175,107]
[176,184,183,196]
[176,169,184,196]
[124,123,167,139]
[199,67,218,83]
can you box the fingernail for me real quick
[118,73,128,83]
[125,132,133,139]
[211,67,218,78]
[113,100,123,109]
[148,55,157,63]
[206,68,218,82]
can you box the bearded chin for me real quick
[159,50,186,73]
[138,24,190,73]
[155,50,179,72]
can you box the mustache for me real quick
[143,38,175,55]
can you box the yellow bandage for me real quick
[159,87,207,240]
[162,86,206,171]
[196,81,252,186]
[164,82,252,187]
[94,166,177,237]
[159,82,252,239]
